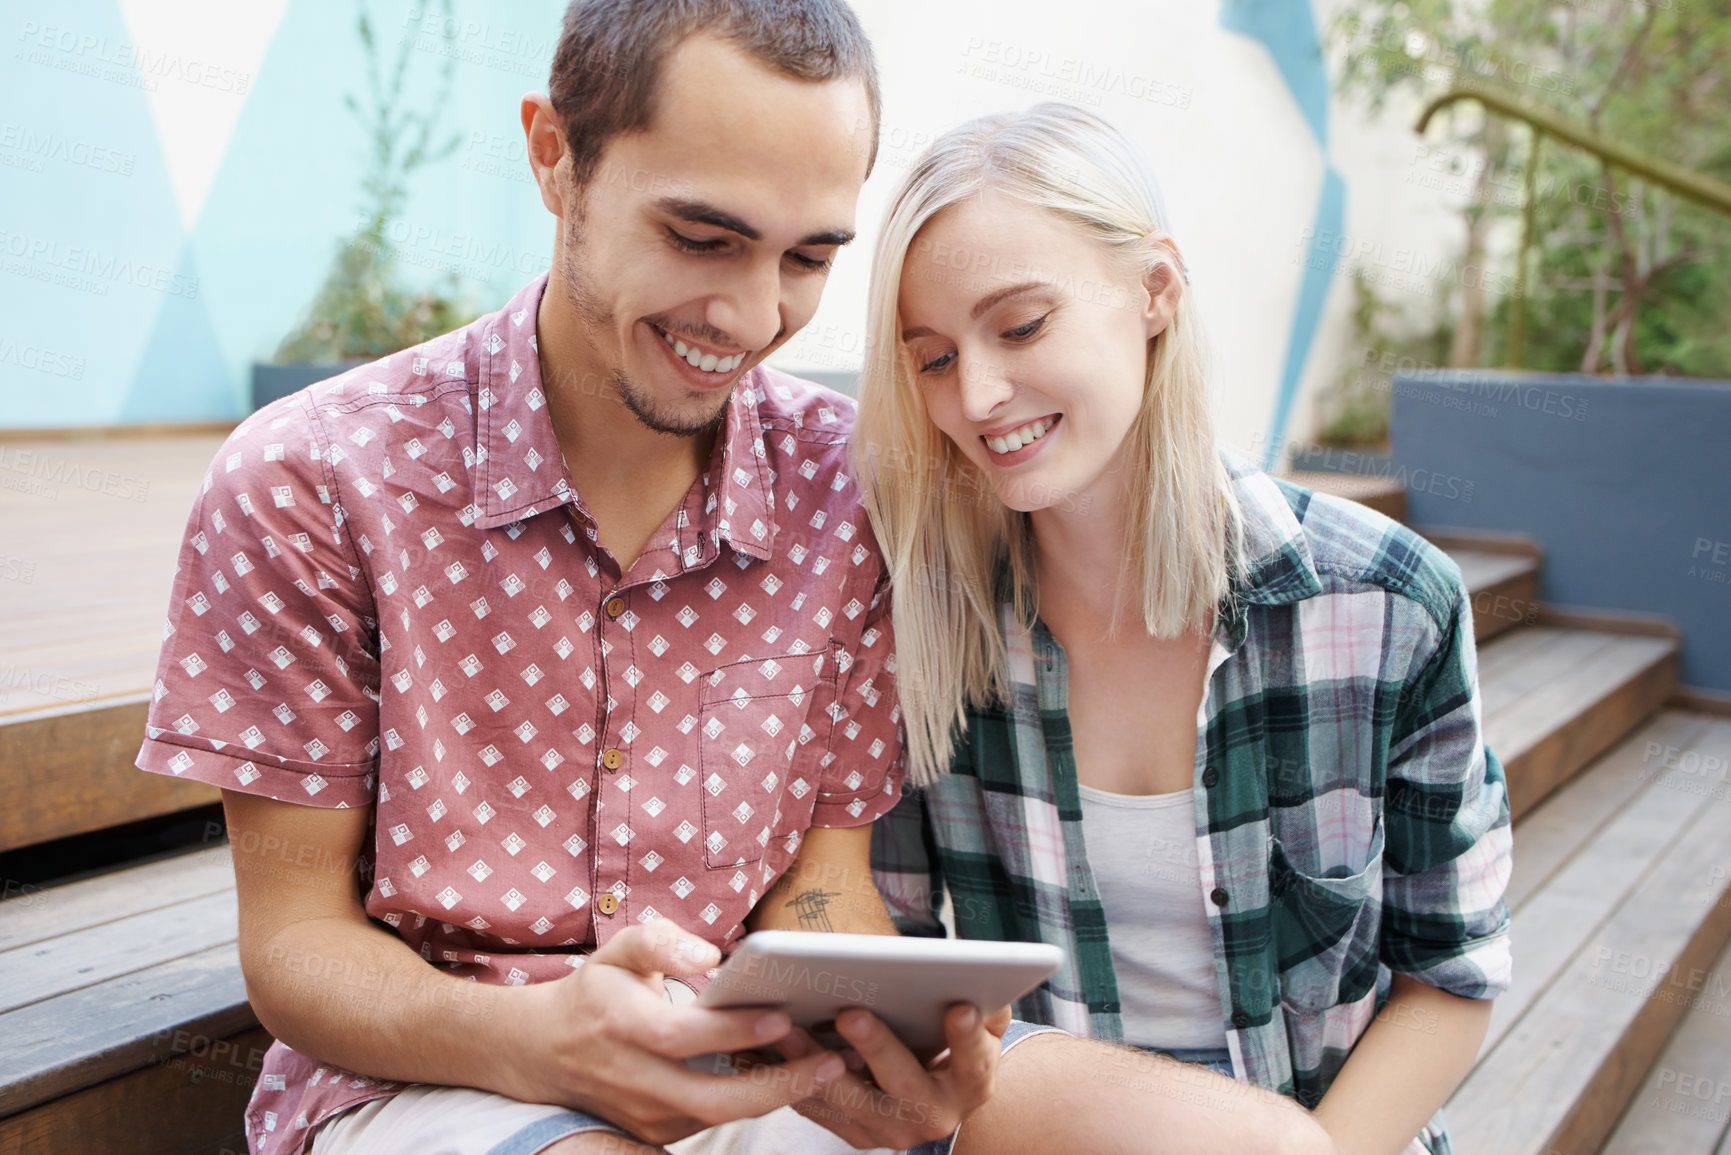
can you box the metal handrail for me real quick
[1416,84,1731,219]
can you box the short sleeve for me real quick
[1379,578,1513,1000]
[134,403,381,808]
[810,568,905,828]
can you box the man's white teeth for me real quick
[663,329,742,374]
[986,418,1053,455]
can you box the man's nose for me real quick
[710,259,784,353]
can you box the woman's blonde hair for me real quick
[850,102,1242,787]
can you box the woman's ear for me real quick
[1138,231,1187,342]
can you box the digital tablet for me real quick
[696,931,1065,1054]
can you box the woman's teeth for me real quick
[986,418,1054,455]
[661,328,744,374]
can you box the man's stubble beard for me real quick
[557,239,732,440]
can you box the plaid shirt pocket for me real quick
[1270,818,1385,1014]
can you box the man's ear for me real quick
[1138,231,1187,342]
[520,93,569,219]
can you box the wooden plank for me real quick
[0,944,256,1117]
[1451,548,1536,593]
[0,696,219,853]
[1535,605,1681,641]
[1479,629,1622,728]
[1474,715,1716,1059]
[0,1025,268,1155]
[1491,635,1677,820]
[1450,548,1541,642]
[0,846,232,954]
[1414,526,1545,559]
[1600,937,1731,1155]
[0,890,238,1014]
[1672,685,1731,718]
[0,420,237,441]
[1504,712,1709,911]
[0,433,225,722]
[1446,719,1731,1155]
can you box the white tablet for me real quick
[696,931,1065,1054]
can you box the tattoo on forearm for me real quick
[786,888,839,932]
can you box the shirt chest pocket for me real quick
[697,643,841,869]
[1269,818,1385,1015]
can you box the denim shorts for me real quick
[310,1020,1065,1155]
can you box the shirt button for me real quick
[1210,887,1230,907]
[1201,766,1220,788]
[597,893,620,915]
[1231,1009,1251,1030]
[605,596,626,619]
[602,748,624,771]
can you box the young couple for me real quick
[136,2,1509,1154]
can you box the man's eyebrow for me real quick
[900,282,1050,342]
[655,197,854,248]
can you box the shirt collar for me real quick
[469,274,777,565]
[1217,453,1323,648]
[679,373,777,563]
[472,275,573,529]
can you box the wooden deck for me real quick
[0,431,230,717]
[0,430,231,851]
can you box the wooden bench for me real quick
[0,845,267,1155]
[0,429,232,857]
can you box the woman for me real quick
[855,104,1512,1155]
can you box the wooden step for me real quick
[1478,625,1678,821]
[1446,712,1731,1155]
[1422,527,1545,643]
[1597,935,1731,1155]
[0,430,230,853]
[0,846,262,1146]
[1283,470,1408,521]
[0,697,218,854]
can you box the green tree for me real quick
[1330,0,1731,378]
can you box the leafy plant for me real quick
[274,0,477,364]
[1329,0,1731,378]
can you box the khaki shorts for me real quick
[308,1022,1063,1155]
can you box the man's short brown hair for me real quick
[549,0,881,190]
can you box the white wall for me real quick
[768,0,1475,460]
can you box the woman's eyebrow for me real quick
[901,281,1051,341]
[969,281,1047,320]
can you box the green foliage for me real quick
[274,0,477,364]
[1330,0,1731,379]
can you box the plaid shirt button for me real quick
[1210,887,1230,907]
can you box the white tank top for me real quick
[1077,783,1228,1049]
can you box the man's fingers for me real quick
[833,1008,938,1102]
[984,1004,1012,1039]
[589,918,721,977]
[673,1049,848,1125]
[647,1005,796,1061]
[936,1003,998,1107]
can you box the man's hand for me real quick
[502,918,847,1146]
[778,1001,1011,1148]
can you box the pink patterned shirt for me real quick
[134,274,905,1154]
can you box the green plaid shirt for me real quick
[872,459,1512,1150]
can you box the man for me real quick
[138,3,1335,1153]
